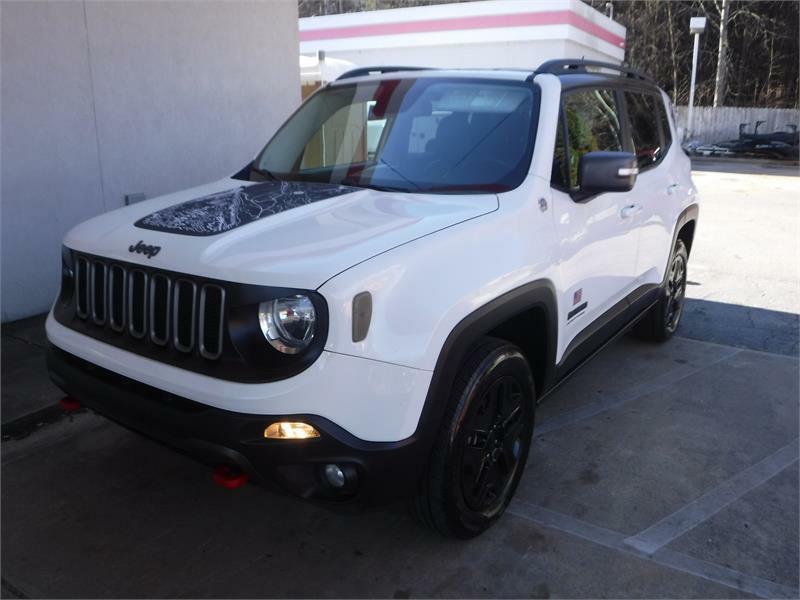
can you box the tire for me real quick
[412,337,535,538]
[636,239,689,342]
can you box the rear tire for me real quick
[411,338,535,538]
[636,239,689,342]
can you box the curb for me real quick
[1,404,88,442]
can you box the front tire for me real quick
[636,239,689,342]
[412,338,535,538]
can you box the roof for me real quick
[328,67,534,86]
[328,61,661,92]
[555,72,659,92]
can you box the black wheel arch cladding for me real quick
[409,278,557,478]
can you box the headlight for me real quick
[258,295,316,354]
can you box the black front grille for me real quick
[71,254,225,359]
[55,249,329,383]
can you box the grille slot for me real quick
[70,253,227,361]
[199,284,225,360]
[173,279,197,352]
[149,274,172,346]
[91,261,107,325]
[128,269,148,339]
[108,265,126,332]
[75,256,90,318]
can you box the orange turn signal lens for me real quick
[264,421,320,440]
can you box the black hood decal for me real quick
[134,181,359,237]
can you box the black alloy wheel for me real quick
[635,239,690,342]
[411,338,535,538]
[665,251,687,333]
[460,375,525,512]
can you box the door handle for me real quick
[620,204,642,219]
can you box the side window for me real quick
[563,89,624,188]
[624,92,662,169]
[551,111,569,188]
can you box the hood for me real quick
[64,178,498,289]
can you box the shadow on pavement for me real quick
[691,158,799,177]
[680,298,798,357]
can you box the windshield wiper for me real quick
[251,165,281,182]
[339,158,419,193]
[379,158,420,191]
[341,179,411,193]
[424,183,507,193]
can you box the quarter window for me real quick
[625,92,662,169]
[658,98,673,150]
[558,89,624,188]
[299,100,373,170]
[551,112,569,188]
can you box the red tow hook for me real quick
[59,396,82,412]
[212,465,249,489]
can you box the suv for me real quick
[47,60,698,538]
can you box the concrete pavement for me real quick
[681,162,799,356]
[2,315,60,426]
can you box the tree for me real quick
[587,0,797,108]
[713,0,730,106]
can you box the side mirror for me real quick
[574,151,638,202]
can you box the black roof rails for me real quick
[336,66,433,81]
[535,59,654,84]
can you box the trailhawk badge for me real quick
[129,240,161,259]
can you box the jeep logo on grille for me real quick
[129,240,161,259]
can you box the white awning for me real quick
[300,55,356,84]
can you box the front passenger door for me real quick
[624,91,677,286]
[550,88,641,361]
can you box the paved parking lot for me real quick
[2,161,798,598]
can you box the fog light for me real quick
[264,422,320,439]
[324,463,346,488]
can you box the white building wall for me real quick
[311,39,613,70]
[300,0,625,70]
[1,0,300,322]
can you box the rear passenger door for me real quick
[622,90,675,285]
[551,87,640,357]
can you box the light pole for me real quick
[687,16,707,140]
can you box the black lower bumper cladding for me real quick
[46,346,428,506]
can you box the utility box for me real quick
[689,17,707,35]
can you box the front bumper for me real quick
[47,347,431,505]
[45,312,432,442]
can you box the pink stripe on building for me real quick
[300,10,625,49]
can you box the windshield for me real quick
[245,77,539,194]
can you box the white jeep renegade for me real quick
[47,60,698,538]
